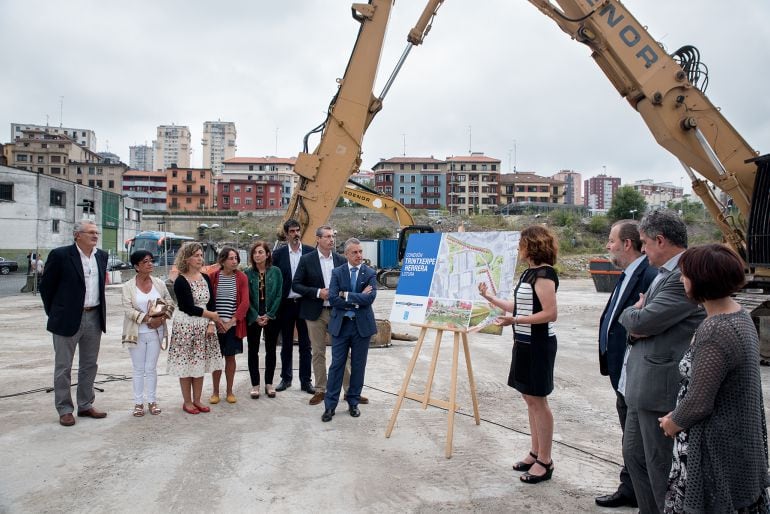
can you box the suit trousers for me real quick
[324,318,370,410]
[128,330,161,404]
[614,390,636,500]
[52,309,102,415]
[306,308,350,392]
[278,299,312,384]
[623,406,674,514]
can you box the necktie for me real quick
[599,271,625,354]
[350,267,358,293]
[345,267,359,318]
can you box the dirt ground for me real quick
[1,280,768,513]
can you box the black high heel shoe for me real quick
[520,459,554,484]
[512,451,538,472]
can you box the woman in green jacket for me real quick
[245,241,283,399]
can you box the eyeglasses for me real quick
[81,231,100,236]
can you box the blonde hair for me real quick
[174,242,203,274]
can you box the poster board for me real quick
[389,231,520,333]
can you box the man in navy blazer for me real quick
[40,219,109,427]
[322,238,377,422]
[594,220,657,509]
[292,225,347,405]
[271,219,315,394]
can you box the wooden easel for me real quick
[385,323,480,458]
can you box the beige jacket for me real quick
[121,276,175,349]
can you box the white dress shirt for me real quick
[287,245,303,299]
[77,245,100,308]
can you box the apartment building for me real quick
[498,172,565,205]
[3,129,126,194]
[166,166,213,212]
[201,121,236,176]
[446,153,500,215]
[153,125,191,171]
[122,170,167,209]
[10,122,97,150]
[218,178,283,212]
[584,173,621,210]
[551,169,582,205]
[631,179,683,209]
[221,156,297,209]
[372,157,445,209]
[129,144,154,171]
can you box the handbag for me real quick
[147,298,173,350]
[147,298,171,318]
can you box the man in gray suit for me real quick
[618,210,705,513]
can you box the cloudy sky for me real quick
[2,1,768,194]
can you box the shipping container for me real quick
[378,239,399,269]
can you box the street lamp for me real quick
[229,229,245,249]
[629,209,637,220]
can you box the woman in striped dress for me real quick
[207,246,250,405]
[479,225,559,484]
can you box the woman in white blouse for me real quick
[121,250,174,417]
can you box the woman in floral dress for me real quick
[660,244,769,513]
[167,242,221,414]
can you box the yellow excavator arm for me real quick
[527,0,759,259]
[283,0,443,245]
[342,181,416,227]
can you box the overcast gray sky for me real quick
[2,1,768,194]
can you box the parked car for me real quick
[0,257,19,275]
[107,256,131,271]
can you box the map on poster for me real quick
[389,231,520,334]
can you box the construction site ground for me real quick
[2,278,768,513]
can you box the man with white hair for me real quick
[40,219,109,427]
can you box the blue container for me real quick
[377,239,399,269]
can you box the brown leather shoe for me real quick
[309,391,325,405]
[59,413,76,426]
[77,407,107,419]
[344,395,369,405]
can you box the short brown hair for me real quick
[612,220,643,252]
[174,242,203,274]
[248,241,272,270]
[520,225,558,266]
[679,244,745,302]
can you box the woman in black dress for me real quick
[479,225,559,484]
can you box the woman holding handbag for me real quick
[121,250,175,417]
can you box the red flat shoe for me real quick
[193,403,210,413]
[182,404,200,415]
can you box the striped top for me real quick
[215,273,237,321]
[514,266,558,340]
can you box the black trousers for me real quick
[278,299,311,384]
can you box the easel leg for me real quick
[386,326,427,438]
[462,332,480,425]
[422,329,443,410]
[445,331,460,459]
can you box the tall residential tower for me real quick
[201,121,236,176]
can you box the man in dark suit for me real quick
[272,219,315,394]
[595,220,657,509]
[618,210,705,513]
[293,225,348,406]
[39,219,109,427]
[322,238,378,422]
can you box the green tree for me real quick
[607,186,647,221]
